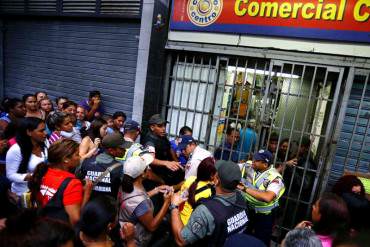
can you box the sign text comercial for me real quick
[170,0,370,43]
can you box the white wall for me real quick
[168,31,370,58]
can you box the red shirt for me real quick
[39,168,83,206]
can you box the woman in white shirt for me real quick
[6,117,48,196]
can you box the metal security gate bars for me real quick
[323,69,370,192]
[164,52,345,236]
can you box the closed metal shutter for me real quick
[329,69,370,187]
[3,19,139,116]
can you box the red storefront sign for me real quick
[170,0,370,43]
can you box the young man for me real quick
[178,135,212,179]
[170,160,248,246]
[108,111,126,135]
[267,132,279,155]
[240,149,285,246]
[170,126,193,166]
[214,127,240,163]
[238,119,257,161]
[141,114,183,186]
[80,90,104,121]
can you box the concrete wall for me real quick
[168,31,370,59]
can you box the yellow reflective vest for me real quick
[242,165,285,214]
[116,143,146,162]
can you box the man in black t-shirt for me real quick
[141,114,184,186]
[78,133,126,199]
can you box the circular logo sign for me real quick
[187,0,223,27]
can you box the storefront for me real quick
[0,0,168,122]
[164,0,370,234]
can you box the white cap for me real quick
[124,154,154,179]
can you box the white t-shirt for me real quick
[184,146,212,179]
[6,143,47,196]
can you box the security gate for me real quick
[323,69,370,191]
[164,53,345,235]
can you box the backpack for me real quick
[39,177,72,223]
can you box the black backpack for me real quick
[39,177,72,223]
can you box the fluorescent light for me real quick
[227,66,300,79]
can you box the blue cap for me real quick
[124,120,141,132]
[178,135,196,151]
[253,150,273,164]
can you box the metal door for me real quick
[164,53,345,235]
[323,68,370,191]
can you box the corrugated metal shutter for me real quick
[3,19,140,116]
[0,0,141,17]
[329,70,370,186]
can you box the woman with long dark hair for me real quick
[179,157,216,225]
[332,175,370,232]
[79,118,108,159]
[119,156,172,247]
[29,139,92,225]
[6,117,47,196]
[296,193,350,247]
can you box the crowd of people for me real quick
[0,90,369,247]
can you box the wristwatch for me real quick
[169,203,179,211]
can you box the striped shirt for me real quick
[49,131,62,144]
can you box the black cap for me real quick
[102,133,125,148]
[148,114,168,125]
[124,120,141,132]
[215,160,241,191]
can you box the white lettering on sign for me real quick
[86,170,111,183]
[226,210,248,233]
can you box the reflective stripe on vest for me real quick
[244,166,285,214]
[116,143,143,161]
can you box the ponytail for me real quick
[121,175,134,193]
[187,179,199,208]
[29,162,49,205]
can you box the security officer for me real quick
[117,120,150,161]
[117,119,161,185]
[141,114,184,186]
[170,160,249,247]
[77,133,126,199]
[241,149,285,246]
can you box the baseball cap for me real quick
[124,155,154,179]
[148,114,168,125]
[215,160,241,191]
[178,135,196,151]
[124,120,141,132]
[253,150,273,164]
[102,133,125,149]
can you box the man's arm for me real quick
[170,148,179,162]
[170,192,187,246]
[171,207,186,246]
[244,187,276,203]
[85,99,100,120]
[170,193,213,246]
[152,158,182,171]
